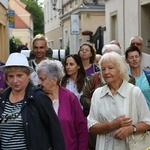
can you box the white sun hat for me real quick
[0,53,34,73]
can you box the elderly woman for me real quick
[81,44,122,119]
[36,60,88,150]
[87,52,150,150]
[0,53,65,150]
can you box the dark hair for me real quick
[61,54,86,93]
[16,45,29,53]
[78,42,96,63]
[125,45,141,59]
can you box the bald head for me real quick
[110,40,121,48]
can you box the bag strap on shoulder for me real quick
[143,69,150,85]
[29,60,36,71]
[92,72,99,89]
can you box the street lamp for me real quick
[51,0,57,10]
[51,0,63,13]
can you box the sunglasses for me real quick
[131,42,142,46]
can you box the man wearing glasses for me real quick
[130,36,150,69]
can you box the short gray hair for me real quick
[129,36,143,44]
[36,60,64,85]
[99,52,129,83]
[102,44,121,55]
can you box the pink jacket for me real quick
[58,86,88,150]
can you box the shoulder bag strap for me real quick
[31,60,36,71]
[92,72,99,89]
[129,85,149,143]
[129,86,135,118]
[143,69,150,86]
[128,86,134,143]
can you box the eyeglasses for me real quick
[131,42,142,46]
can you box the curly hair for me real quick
[78,42,96,64]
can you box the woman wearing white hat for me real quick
[0,53,65,150]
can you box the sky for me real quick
[38,0,44,4]
[38,0,44,7]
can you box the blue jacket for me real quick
[0,83,65,150]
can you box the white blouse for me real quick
[52,99,59,115]
[87,80,150,150]
[65,78,83,108]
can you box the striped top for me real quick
[0,99,27,150]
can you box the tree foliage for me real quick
[9,36,24,53]
[9,36,17,54]
[21,0,44,36]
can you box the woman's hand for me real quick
[111,115,132,129]
[89,115,132,135]
[113,126,133,140]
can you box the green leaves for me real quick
[21,0,44,35]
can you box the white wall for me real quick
[104,0,142,54]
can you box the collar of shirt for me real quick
[100,80,127,98]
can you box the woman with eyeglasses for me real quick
[61,54,86,107]
[78,42,100,77]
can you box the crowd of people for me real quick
[0,34,150,150]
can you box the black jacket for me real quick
[0,83,65,150]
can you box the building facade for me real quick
[0,1,9,62]
[9,0,33,49]
[104,0,150,54]
[44,0,105,54]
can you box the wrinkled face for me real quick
[126,51,141,68]
[79,45,92,60]
[130,39,143,52]
[38,72,54,94]
[65,57,80,76]
[33,40,47,59]
[6,71,29,92]
[101,60,121,84]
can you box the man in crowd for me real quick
[29,34,48,85]
[29,34,62,85]
[110,40,121,49]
